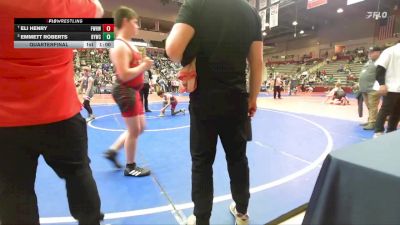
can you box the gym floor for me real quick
[35,93,373,225]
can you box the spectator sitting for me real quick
[337,64,344,72]
[328,75,335,84]
[344,65,351,73]
[347,73,356,81]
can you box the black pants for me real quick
[274,86,281,99]
[140,83,150,111]
[0,114,102,225]
[189,105,250,225]
[83,99,93,116]
[375,92,400,133]
[167,84,172,92]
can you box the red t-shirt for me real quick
[0,0,96,127]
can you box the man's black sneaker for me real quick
[124,166,151,177]
[145,109,152,112]
[104,150,122,169]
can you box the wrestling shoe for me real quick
[104,149,122,169]
[124,164,151,177]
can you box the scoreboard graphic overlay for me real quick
[14,18,114,49]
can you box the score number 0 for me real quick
[103,24,114,32]
[102,24,115,41]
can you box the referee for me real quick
[141,69,153,112]
[374,41,400,137]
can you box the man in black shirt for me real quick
[166,0,263,224]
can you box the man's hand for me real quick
[247,41,263,117]
[378,85,388,96]
[248,98,257,117]
[142,57,154,71]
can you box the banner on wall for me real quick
[307,0,328,10]
[271,0,280,4]
[259,0,268,9]
[270,4,279,28]
[249,0,257,8]
[347,0,364,5]
[259,9,267,31]
[378,15,396,40]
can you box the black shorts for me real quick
[112,83,136,114]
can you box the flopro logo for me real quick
[366,11,388,20]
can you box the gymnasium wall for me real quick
[263,15,398,61]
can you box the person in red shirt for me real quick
[103,6,153,177]
[0,1,104,224]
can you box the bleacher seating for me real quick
[319,60,364,85]
[266,64,298,76]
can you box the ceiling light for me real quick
[292,21,298,26]
[263,32,267,36]
[300,30,304,34]
[337,8,343,13]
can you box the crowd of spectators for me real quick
[72,46,372,96]
[152,56,182,93]
[74,49,116,94]
[73,48,184,94]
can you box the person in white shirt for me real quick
[374,42,400,137]
[140,70,152,112]
[273,75,283,99]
